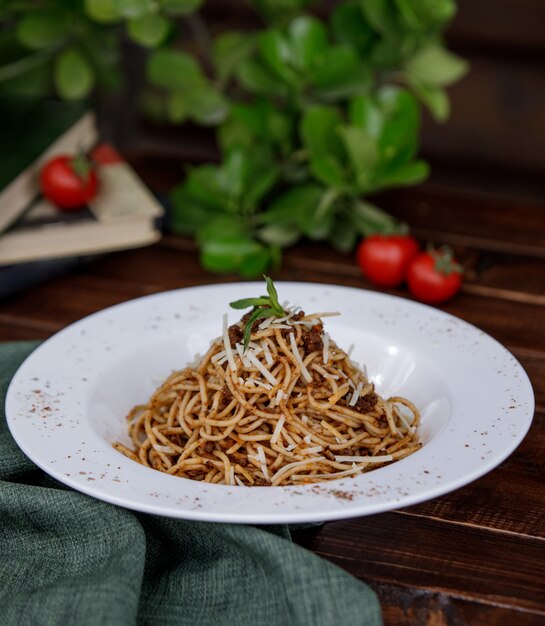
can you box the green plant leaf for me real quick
[303,187,338,240]
[407,44,468,86]
[258,30,297,84]
[54,48,95,100]
[127,14,170,47]
[329,214,358,252]
[300,106,344,162]
[84,0,121,23]
[249,0,318,25]
[189,87,229,125]
[288,15,328,72]
[16,11,69,51]
[170,185,222,235]
[219,100,292,155]
[212,32,256,84]
[166,92,188,123]
[147,49,205,90]
[119,0,152,17]
[257,224,300,247]
[360,0,399,37]
[349,95,383,137]
[331,1,375,55]
[310,45,371,100]
[263,184,320,221]
[182,165,230,212]
[376,85,420,167]
[410,81,450,121]
[351,199,398,235]
[309,155,346,188]
[160,0,204,15]
[236,57,288,97]
[337,125,378,191]
[376,159,429,187]
[395,0,456,32]
[200,234,271,277]
[244,167,279,213]
[196,214,248,245]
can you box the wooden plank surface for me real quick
[1,170,544,625]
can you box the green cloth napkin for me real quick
[0,341,382,626]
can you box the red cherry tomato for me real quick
[407,248,463,304]
[357,234,420,287]
[40,155,99,211]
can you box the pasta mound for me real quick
[114,307,421,486]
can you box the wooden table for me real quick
[1,166,544,625]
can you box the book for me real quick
[0,142,163,266]
[0,99,95,234]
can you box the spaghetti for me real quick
[114,297,421,486]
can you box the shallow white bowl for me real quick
[6,282,534,523]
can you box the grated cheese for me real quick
[289,333,313,383]
[323,332,330,364]
[153,444,174,454]
[252,379,273,391]
[270,414,285,445]
[234,475,244,487]
[235,343,250,367]
[257,445,270,481]
[304,445,323,454]
[211,350,226,363]
[229,466,235,485]
[246,351,278,386]
[349,382,363,406]
[258,317,274,331]
[275,389,284,405]
[222,314,237,372]
[304,435,312,444]
[347,343,355,357]
[262,340,273,366]
[305,311,341,319]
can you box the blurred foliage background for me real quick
[0,0,468,276]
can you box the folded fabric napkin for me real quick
[0,341,382,626]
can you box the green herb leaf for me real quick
[265,275,283,312]
[230,297,272,309]
[242,307,275,349]
[228,276,285,349]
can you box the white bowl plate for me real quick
[6,282,534,523]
